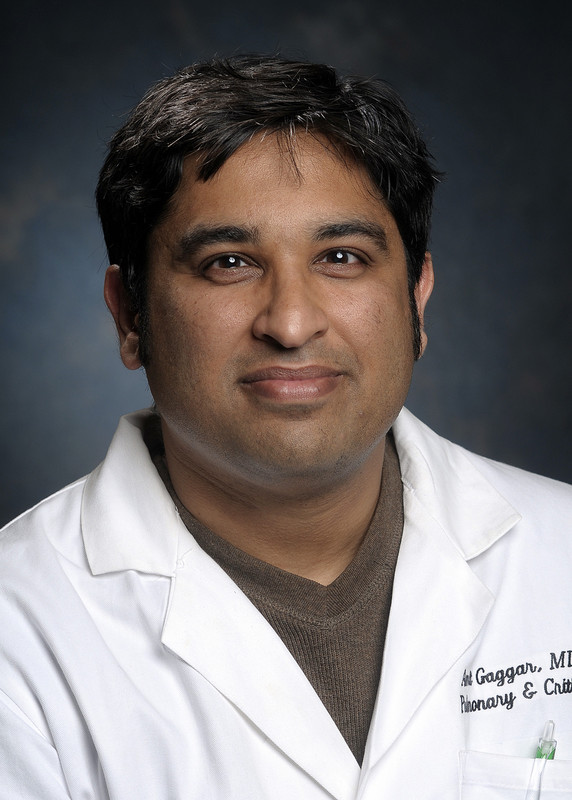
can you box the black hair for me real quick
[96,54,440,359]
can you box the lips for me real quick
[241,365,343,402]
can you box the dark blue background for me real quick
[2,0,571,524]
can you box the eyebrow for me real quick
[312,221,388,252]
[173,219,389,260]
[174,224,260,260]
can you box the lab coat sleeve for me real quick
[0,690,71,799]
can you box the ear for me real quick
[414,252,434,358]
[104,265,142,370]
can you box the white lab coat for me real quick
[1,408,572,799]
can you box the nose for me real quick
[251,268,329,349]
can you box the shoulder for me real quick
[460,445,572,514]
[0,476,87,570]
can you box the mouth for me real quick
[240,365,343,402]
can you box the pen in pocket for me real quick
[525,721,557,800]
[536,720,557,760]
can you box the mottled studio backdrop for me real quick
[2,0,571,524]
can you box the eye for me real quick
[201,253,261,284]
[314,248,366,277]
[323,249,362,265]
[207,254,248,270]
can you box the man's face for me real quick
[133,133,432,493]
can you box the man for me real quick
[1,55,572,799]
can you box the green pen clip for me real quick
[536,720,557,760]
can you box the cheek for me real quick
[334,286,412,352]
[148,286,250,375]
[145,286,200,375]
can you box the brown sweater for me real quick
[149,422,403,765]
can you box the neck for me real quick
[163,437,386,586]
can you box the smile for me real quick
[241,366,343,402]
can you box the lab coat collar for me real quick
[81,411,181,577]
[82,407,521,576]
[392,407,522,559]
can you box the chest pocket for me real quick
[460,751,572,799]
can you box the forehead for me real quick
[160,132,394,235]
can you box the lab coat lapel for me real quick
[162,530,361,800]
[363,488,494,762]
[363,409,521,766]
